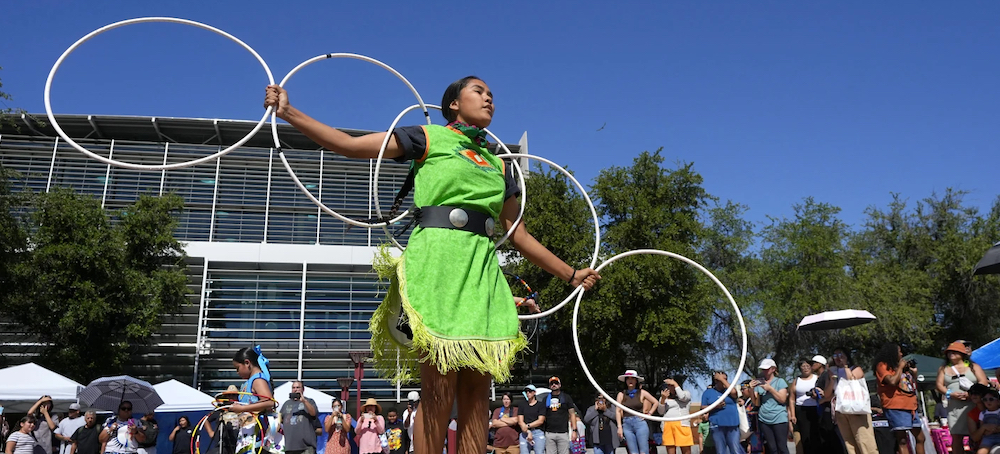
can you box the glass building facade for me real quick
[0,114,526,402]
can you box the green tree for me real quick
[0,67,30,130]
[2,186,189,381]
[586,150,715,386]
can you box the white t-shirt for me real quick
[402,408,417,452]
[56,416,87,454]
[795,375,819,407]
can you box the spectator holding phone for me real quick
[750,358,789,454]
[324,400,352,454]
[356,399,385,454]
[278,381,318,454]
[874,343,924,454]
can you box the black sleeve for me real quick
[392,126,427,163]
[564,393,575,411]
[504,162,522,201]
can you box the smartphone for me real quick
[289,392,301,400]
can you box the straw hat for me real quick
[362,397,382,414]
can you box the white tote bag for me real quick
[737,404,751,440]
[834,378,871,415]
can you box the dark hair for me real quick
[833,347,854,367]
[970,383,991,397]
[386,409,398,415]
[500,392,513,409]
[178,416,190,427]
[987,389,1000,400]
[873,342,901,372]
[233,347,261,368]
[797,358,811,369]
[441,76,482,123]
[19,415,36,426]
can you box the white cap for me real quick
[811,355,828,365]
[407,391,420,401]
[68,403,81,411]
[758,358,777,370]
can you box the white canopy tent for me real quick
[152,379,215,412]
[0,363,84,412]
[273,381,337,413]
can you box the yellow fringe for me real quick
[369,245,528,384]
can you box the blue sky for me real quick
[3,1,998,232]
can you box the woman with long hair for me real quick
[5,416,38,454]
[265,76,599,454]
[936,341,989,454]
[169,416,194,454]
[828,348,877,454]
[324,399,352,454]
[615,370,658,454]
[873,343,924,454]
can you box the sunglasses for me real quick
[550,381,560,385]
[985,397,999,402]
[120,407,132,411]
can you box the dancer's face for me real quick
[449,79,494,128]
[233,360,252,379]
[625,377,637,389]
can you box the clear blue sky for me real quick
[3,1,998,231]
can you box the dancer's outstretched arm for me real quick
[500,196,600,289]
[265,85,403,159]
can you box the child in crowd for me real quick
[974,389,1000,454]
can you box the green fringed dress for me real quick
[369,124,527,383]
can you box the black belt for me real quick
[416,206,497,237]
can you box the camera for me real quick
[289,392,301,400]
[906,359,917,370]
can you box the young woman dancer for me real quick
[265,76,599,454]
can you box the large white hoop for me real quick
[572,249,748,422]
[492,152,601,321]
[44,17,275,171]
[271,54,431,251]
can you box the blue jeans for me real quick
[621,416,650,454]
[594,445,615,454]
[710,425,743,454]
[518,429,545,454]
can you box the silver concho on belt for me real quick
[448,208,469,228]
[485,218,495,236]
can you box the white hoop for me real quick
[44,17,275,171]
[572,249,748,422]
[271,54,431,251]
[495,152,601,321]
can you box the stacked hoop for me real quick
[44,17,750,423]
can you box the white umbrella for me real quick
[796,309,876,331]
[78,375,163,415]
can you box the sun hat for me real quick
[758,358,777,370]
[617,369,645,383]
[362,397,382,414]
[946,341,971,356]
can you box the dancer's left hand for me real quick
[570,268,601,290]
[229,403,246,412]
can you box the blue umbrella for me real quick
[972,337,1000,369]
[77,375,164,415]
